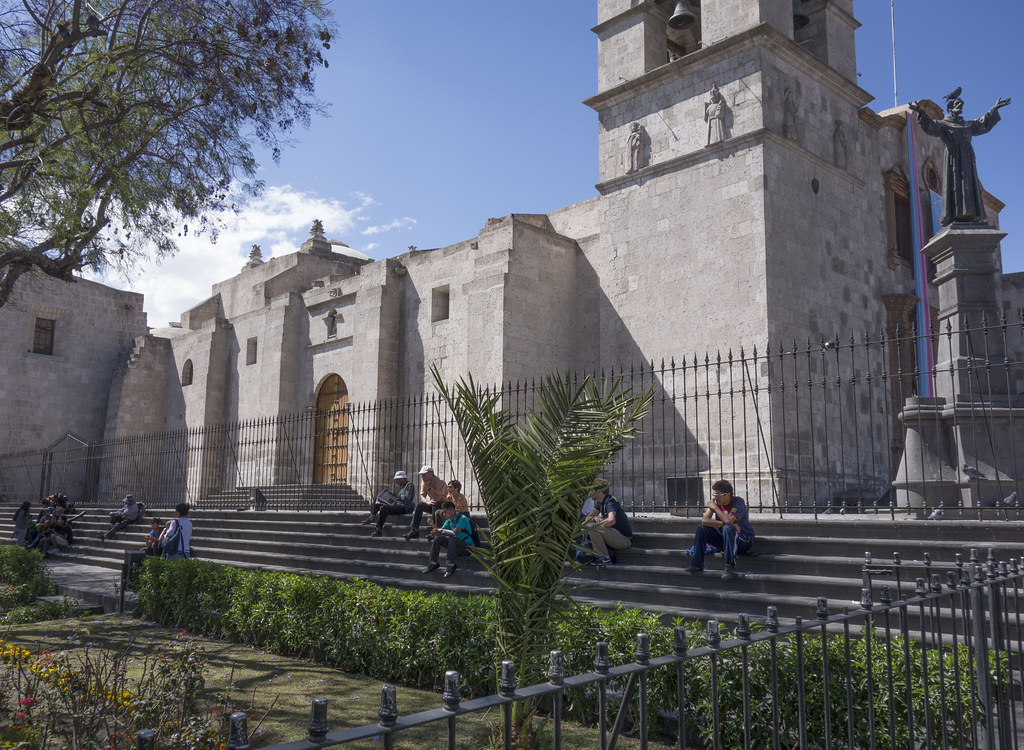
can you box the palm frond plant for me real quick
[433,367,652,690]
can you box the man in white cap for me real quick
[101,493,140,541]
[403,465,448,540]
[367,470,416,537]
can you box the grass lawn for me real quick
[3,614,677,749]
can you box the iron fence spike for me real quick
[593,642,610,674]
[634,633,650,665]
[226,712,250,750]
[443,670,461,711]
[672,627,688,656]
[499,660,517,697]
[706,620,721,648]
[880,585,891,605]
[737,613,751,639]
[378,686,398,728]
[548,651,566,685]
[860,587,872,610]
[308,697,329,740]
[915,578,927,596]
[816,596,829,620]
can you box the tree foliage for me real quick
[0,0,335,305]
[433,368,652,688]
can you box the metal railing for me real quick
[131,552,1024,749]
[3,313,1022,517]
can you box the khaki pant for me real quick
[588,526,632,557]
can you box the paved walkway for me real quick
[44,559,135,613]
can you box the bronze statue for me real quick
[909,90,1010,225]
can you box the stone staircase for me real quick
[201,483,365,510]
[3,507,1022,623]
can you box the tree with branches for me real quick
[0,0,335,305]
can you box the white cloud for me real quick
[85,185,386,329]
[361,217,417,236]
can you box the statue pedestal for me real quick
[924,222,1009,401]
[893,396,1022,510]
[893,223,1021,512]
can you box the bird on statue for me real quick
[943,86,962,102]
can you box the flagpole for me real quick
[906,113,934,397]
[890,0,899,108]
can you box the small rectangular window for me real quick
[246,337,258,365]
[431,286,450,322]
[33,318,55,355]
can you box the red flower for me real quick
[19,697,35,706]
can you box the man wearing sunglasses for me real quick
[685,480,754,580]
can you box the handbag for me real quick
[160,523,181,555]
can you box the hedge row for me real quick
[134,559,993,747]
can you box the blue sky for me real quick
[93,1,1024,328]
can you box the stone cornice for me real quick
[595,126,864,195]
[583,22,871,112]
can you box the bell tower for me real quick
[582,0,872,360]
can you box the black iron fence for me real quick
[130,551,1024,749]
[2,313,1022,517]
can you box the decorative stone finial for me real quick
[243,244,265,270]
[311,219,326,239]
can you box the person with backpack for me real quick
[160,503,193,560]
[583,478,632,567]
[421,501,475,578]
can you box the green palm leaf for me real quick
[433,367,652,684]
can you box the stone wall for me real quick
[0,275,146,454]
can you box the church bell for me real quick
[668,0,696,30]
[792,0,809,30]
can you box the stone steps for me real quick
[5,507,1021,623]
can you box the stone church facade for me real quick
[3,0,1021,507]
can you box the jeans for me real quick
[428,535,470,567]
[409,501,438,531]
[690,524,752,568]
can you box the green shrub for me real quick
[1,597,85,625]
[134,560,1003,745]
[0,546,53,603]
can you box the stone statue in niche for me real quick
[782,89,798,140]
[324,308,338,338]
[832,121,847,169]
[704,83,727,146]
[909,88,1011,225]
[627,122,645,173]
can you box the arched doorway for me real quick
[313,375,349,484]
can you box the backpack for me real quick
[458,512,483,548]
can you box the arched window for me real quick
[181,359,194,386]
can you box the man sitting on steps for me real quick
[403,465,448,540]
[583,479,632,567]
[421,501,475,578]
[101,494,140,541]
[685,479,755,580]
